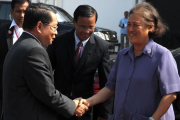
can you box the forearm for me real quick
[152,93,177,120]
[87,87,114,107]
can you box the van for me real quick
[0,1,120,54]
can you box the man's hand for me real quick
[75,103,88,116]
[73,98,89,116]
[78,98,90,107]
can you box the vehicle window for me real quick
[51,6,72,23]
[0,3,11,20]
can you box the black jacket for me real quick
[47,29,113,119]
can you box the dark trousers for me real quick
[120,34,129,49]
[0,99,2,120]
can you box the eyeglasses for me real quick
[46,24,58,32]
[76,23,95,31]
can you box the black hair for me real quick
[129,2,168,39]
[73,5,98,23]
[11,0,31,10]
[124,11,128,14]
[23,3,56,30]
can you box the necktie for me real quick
[75,41,83,67]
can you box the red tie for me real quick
[75,41,83,67]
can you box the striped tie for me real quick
[75,41,83,67]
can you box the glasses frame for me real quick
[46,24,58,32]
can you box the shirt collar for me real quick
[23,31,41,45]
[74,30,89,48]
[123,46,132,55]
[142,39,153,57]
[123,39,154,57]
[9,20,17,29]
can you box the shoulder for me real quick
[53,29,74,43]
[13,34,44,54]
[117,47,129,57]
[59,30,73,38]
[0,22,11,29]
[120,18,125,21]
[59,29,74,39]
[89,34,109,53]
[152,41,170,55]
[22,46,50,74]
[21,42,48,62]
[28,47,47,58]
[7,38,47,65]
[149,41,173,61]
[0,22,11,35]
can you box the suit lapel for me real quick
[66,30,76,68]
[75,34,95,73]
[6,26,14,50]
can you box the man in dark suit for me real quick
[0,0,30,117]
[3,3,88,120]
[47,5,113,120]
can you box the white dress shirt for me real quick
[74,30,89,57]
[9,20,24,44]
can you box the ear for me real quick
[10,9,13,15]
[73,19,76,27]
[36,21,43,33]
[148,24,155,32]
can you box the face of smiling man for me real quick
[38,11,58,46]
[73,14,96,41]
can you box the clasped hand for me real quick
[73,98,89,117]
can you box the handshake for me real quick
[73,98,90,117]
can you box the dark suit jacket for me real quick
[0,22,14,118]
[0,22,14,99]
[3,32,75,120]
[47,29,113,119]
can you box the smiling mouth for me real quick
[19,19,24,22]
[83,34,90,38]
[129,34,136,37]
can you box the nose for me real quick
[20,11,25,17]
[83,28,91,33]
[129,25,134,31]
[55,29,58,35]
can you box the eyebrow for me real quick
[128,21,141,23]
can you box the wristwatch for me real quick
[149,117,154,120]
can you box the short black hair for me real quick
[11,0,31,10]
[124,11,128,14]
[73,5,98,23]
[124,11,129,16]
[23,3,56,30]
